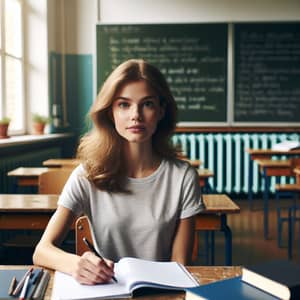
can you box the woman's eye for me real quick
[118,102,129,108]
[143,101,155,108]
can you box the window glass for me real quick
[4,0,22,58]
[5,56,23,130]
[0,58,2,116]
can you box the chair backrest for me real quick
[75,215,93,256]
[38,168,73,194]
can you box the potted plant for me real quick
[0,117,11,139]
[32,113,50,135]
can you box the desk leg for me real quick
[204,178,213,194]
[221,215,232,266]
[248,158,254,209]
[288,208,293,260]
[263,168,270,240]
[204,232,210,265]
[210,231,215,265]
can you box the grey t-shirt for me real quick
[58,159,204,261]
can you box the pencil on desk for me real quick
[8,276,17,295]
[12,267,33,296]
[83,237,118,283]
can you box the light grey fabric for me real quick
[58,159,204,261]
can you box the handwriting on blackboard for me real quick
[97,24,228,122]
[235,23,300,122]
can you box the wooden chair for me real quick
[75,215,93,256]
[38,168,73,194]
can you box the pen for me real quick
[19,273,30,300]
[26,269,44,300]
[8,276,17,296]
[12,267,33,296]
[82,237,118,283]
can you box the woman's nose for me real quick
[131,105,142,121]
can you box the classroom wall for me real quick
[49,0,300,134]
[47,0,300,145]
[99,0,300,23]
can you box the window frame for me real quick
[0,0,26,135]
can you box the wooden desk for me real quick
[246,149,300,208]
[256,159,293,239]
[0,194,239,266]
[43,158,79,168]
[0,265,241,300]
[198,169,214,192]
[183,159,201,169]
[0,194,58,229]
[7,167,52,191]
[195,194,240,266]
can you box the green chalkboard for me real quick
[234,22,300,123]
[97,23,228,124]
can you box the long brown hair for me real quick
[77,59,178,193]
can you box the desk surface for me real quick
[0,265,241,300]
[0,194,238,214]
[197,169,214,178]
[0,194,58,212]
[7,167,50,177]
[202,194,240,214]
[43,158,80,167]
[246,148,300,156]
[256,159,291,168]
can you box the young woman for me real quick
[33,59,204,285]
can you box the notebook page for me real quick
[117,257,198,291]
[51,271,130,300]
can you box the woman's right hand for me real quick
[73,251,115,285]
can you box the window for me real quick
[0,0,25,134]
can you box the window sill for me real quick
[0,133,74,148]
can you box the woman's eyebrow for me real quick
[114,96,130,101]
[114,95,158,101]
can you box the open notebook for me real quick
[51,257,199,300]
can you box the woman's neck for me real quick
[124,143,161,178]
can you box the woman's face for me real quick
[111,80,164,144]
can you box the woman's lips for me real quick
[127,125,146,132]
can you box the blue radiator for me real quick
[172,133,300,194]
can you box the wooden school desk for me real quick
[42,158,79,168]
[7,167,51,192]
[246,148,300,208]
[256,159,293,239]
[0,194,58,230]
[0,265,240,300]
[184,159,202,169]
[0,194,239,265]
[196,194,240,265]
[198,169,214,193]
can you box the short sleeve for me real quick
[57,164,90,216]
[180,165,205,219]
